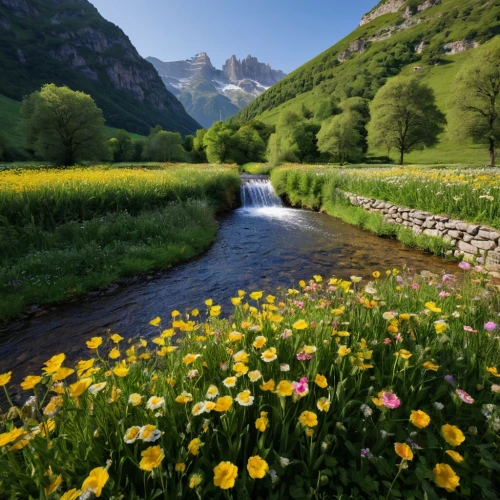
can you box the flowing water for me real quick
[0,177,456,387]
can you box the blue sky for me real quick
[90,0,377,74]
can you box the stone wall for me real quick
[342,191,500,276]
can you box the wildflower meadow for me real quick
[1,265,499,498]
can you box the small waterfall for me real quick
[241,179,283,208]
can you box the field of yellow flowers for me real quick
[1,265,499,498]
[0,164,240,324]
[271,166,500,229]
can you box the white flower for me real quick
[223,377,237,388]
[192,402,207,416]
[235,390,254,406]
[124,426,141,444]
[280,363,290,372]
[360,404,372,418]
[88,382,107,395]
[433,401,444,410]
[146,396,165,411]
[279,457,290,468]
[269,469,279,484]
[206,385,219,399]
[139,425,161,442]
[248,370,262,382]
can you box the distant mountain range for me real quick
[0,0,200,136]
[147,53,286,128]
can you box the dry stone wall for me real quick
[342,191,500,276]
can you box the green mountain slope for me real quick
[0,0,200,136]
[232,0,500,163]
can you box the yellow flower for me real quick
[59,489,81,500]
[110,333,123,343]
[260,379,275,392]
[149,317,161,326]
[0,427,25,447]
[210,305,221,317]
[317,397,331,412]
[44,395,63,416]
[442,424,465,447]
[247,456,269,479]
[299,411,318,427]
[425,302,441,313]
[124,426,141,444]
[0,371,12,387]
[314,374,328,388]
[108,385,121,403]
[275,380,293,397]
[231,297,241,306]
[139,446,165,471]
[394,442,413,461]
[86,337,103,349]
[446,450,464,463]
[183,353,201,365]
[21,375,42,391]
[433,463,460,492]
[293,319,308,330]
[68,377,92,397]
[395,349,412,360]
[81,467,109,497]
[409,410,431,429]
[399,313,410,321]
[486,366,499,377]
[214,396,233,412]
[338,345,351,357]
[146,396,165,410]
[261,347,277,362]
[422,361,439,371]
[191,308,199,317]
[233,350,249,363]
[250,291,263,300]
[255,411,269,432]
[189,472,203,488]
[228,331,243,342]
[175,463,186,473]
[108,347,121,359]
[248,370,262,382]
[42,354,66,376]
[434,322,448,334]
[213,461,238,489]
[175,392,193,404]
[223,376,237,388]
[113,361,129,378]
[253,336,267,349]
[45,474,63,495]
[128,393,143,406]
[188,438,203,456]
[372,271,380,279]
[235,390,254,406]
[206,385,219,399]
[233,362,249,377]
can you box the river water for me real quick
[0,178,456,383]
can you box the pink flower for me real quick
[458,261,471,271]
[292,377,309,396]
[463,325,477,333]
[381,392,401,409]
[297,352,312,361]
[484,322,498,332]
[455,389,474,404]
[442,274,452,283]
[281,329,292,339]
[411,283,419,290]
[187,369,198,379]
[439,292,450,298]
[384,338,391,345]
[394,333,402,342]
[474,266,483,272]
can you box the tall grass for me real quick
[271,166,500,229]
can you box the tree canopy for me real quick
[21,84,106,165]
[367,76,446,165]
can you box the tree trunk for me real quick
[490,139,495,168]
[399,149,404,166]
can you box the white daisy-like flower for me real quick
[146,396,165,411]
[192,402,207,416]
[280,363,290,372]
[124,426,141,444]
[206,385,219,399]
[139,424,161,442]
[223,376,237,388]
[248,370,262,382]
[88,382,107,395]
[128,393,143,406]
[235,389,254,406]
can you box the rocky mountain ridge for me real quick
[147,53,286,128]
[0,0,199,135]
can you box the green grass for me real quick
[240,163,274,175]
[0,165,240,323]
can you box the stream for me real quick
[0,177,456,385]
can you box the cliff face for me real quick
[147,53,286,128]
[0,0,200,135]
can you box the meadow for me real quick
[0,164,240,324]
[271,165,500,230]
[0,266,499,498]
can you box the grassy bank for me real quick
[271,165,500,230]
[0,165,240,324]
[0,268,499,498]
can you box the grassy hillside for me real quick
[232,0,499,164]
[0,93,145,149]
